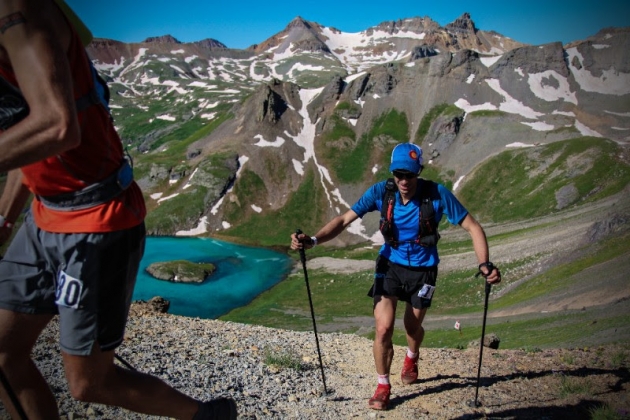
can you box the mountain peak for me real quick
[193,38,227,49]
[143,34,181,44]
[446,12,477,33]
[287,16,312,30]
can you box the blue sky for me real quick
[65,0,629,49]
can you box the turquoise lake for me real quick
[132,236,294,319]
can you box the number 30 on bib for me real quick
[55,270,84,309]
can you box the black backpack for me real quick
[379,178,440,248]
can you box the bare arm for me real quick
[459,213,501,284]
[0,169,31,245]
[0,0,80,172]
[290,209,360,250]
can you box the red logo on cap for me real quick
[409,150,418,160]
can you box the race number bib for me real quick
[55,270,83,309]
[418,284,435,300]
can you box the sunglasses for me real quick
[393,171,418,180]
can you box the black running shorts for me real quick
[368,255,438,309]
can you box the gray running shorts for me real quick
[368,255,438,309]
[0,212,145,356]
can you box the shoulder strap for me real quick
[75,61,110,113]
[379,178,398,247]
[417,179,440,247]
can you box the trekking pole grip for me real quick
[295,229,306,263]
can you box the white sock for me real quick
[407,348,418,359]
[377,374,390,385]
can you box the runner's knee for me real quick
[374,322,395,341]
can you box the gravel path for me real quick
[4,302,627,420]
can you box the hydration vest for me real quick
[0,60,110,131]
[0,62,130,211]
[379,178,441,248]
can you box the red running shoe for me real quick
[368,383,391,410]
[401,354,419,384]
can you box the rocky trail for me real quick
[3,302,627,420]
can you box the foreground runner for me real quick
[291,143,501,410]
[0,1,235,418]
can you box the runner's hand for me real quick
[290,232,313,250]
[479,263,501,284]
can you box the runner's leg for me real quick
[63,345,200,418]
[0,309,58,419]
[403,304,427,353]
[373,296,398,374]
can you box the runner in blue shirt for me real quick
[291,143,501,411]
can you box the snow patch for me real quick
[521,121,555,131]
[254,134,285,147]
[176,216,208,236]
[480,55,502,67]
[566,47,630,95]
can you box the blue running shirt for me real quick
[351,180,469,267]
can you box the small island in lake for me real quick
[145,260,216,283]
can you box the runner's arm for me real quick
[0,169,30,245]
[0,0,80,172]
[459,213,501,283]
[291,210,360,250]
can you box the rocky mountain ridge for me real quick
[84,13,630,242]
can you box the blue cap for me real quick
[389,143,423,173]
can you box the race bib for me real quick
[418,284,435,299]
[55,270,83,309]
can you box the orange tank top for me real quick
[0,12,146,233]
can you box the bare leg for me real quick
[372,296,398,375]
[62,345,200,419]
[403,304,427,353]
[0,309,59,420]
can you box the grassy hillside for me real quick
[457,137,630,222]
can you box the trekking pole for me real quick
[468,279,492,408]
[0,367,27,420]
[0,255,28,420]
[115,353,136,371]
[295,229,328,395]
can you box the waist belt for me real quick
[37,159,133,211]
